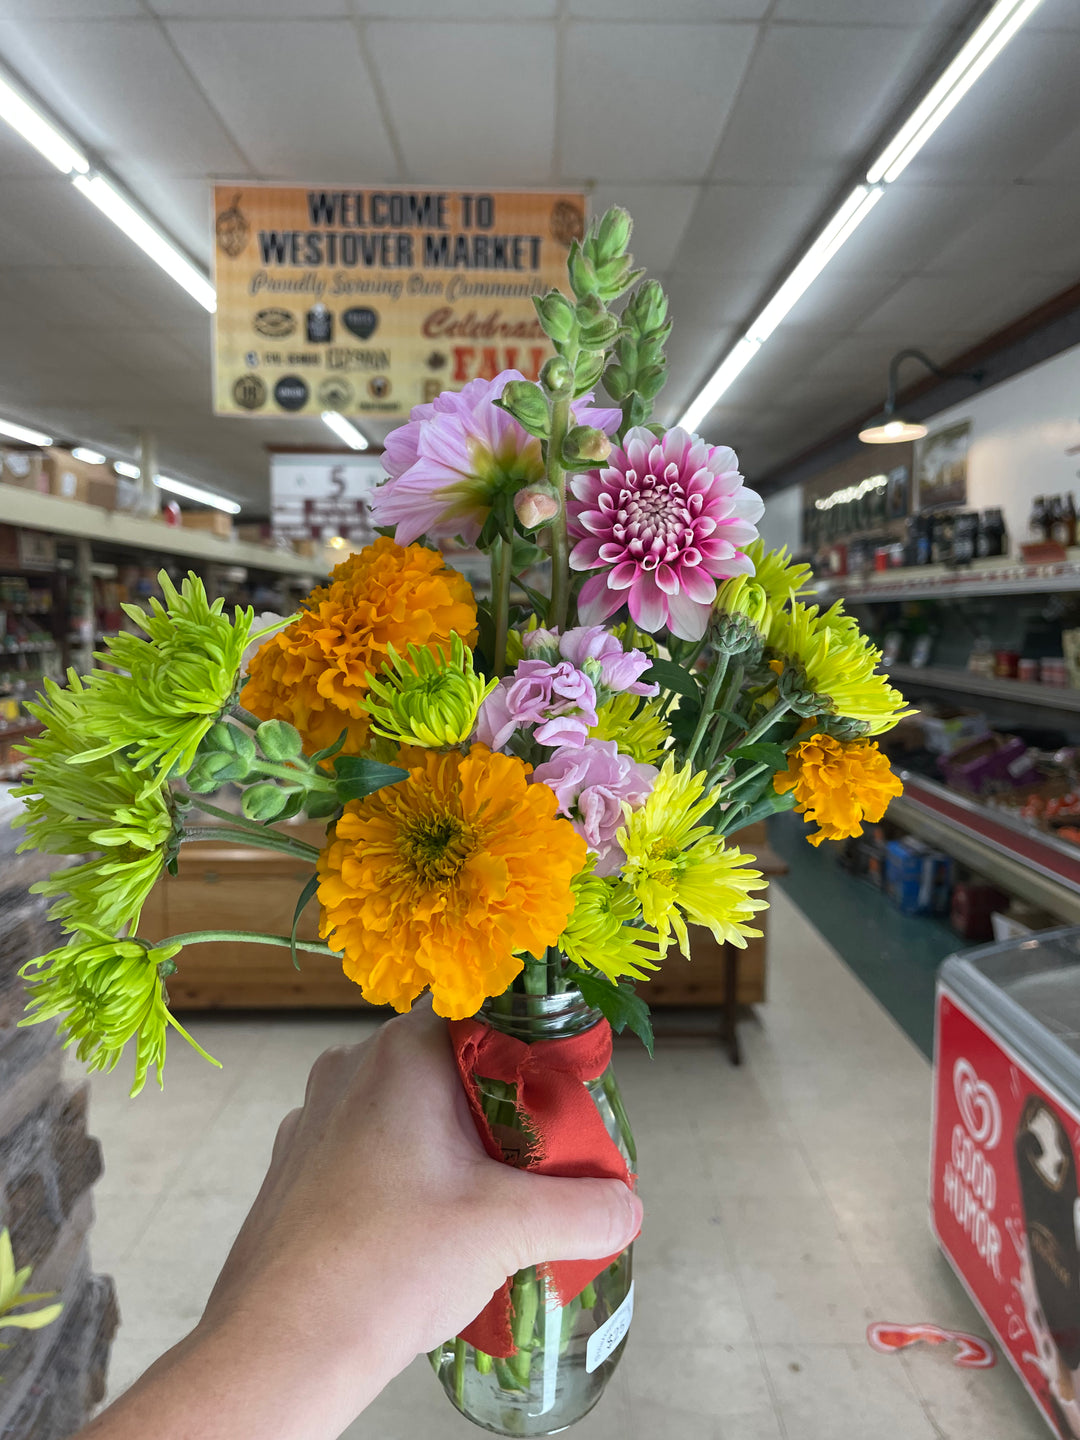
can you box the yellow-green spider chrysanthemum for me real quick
[589,693,670,765]
[769,600,915,736]
[19,932,218,1097]
[559,863,664,984]
[617,758,767,957]
[745,539,815,609]
[359,632,496,748]
[0,1228,62,1346]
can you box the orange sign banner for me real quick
[211,186,586,420]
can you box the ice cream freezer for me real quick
[933,927,1080,1437]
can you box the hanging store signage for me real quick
[270,452,385,544]
[212,186,586,420]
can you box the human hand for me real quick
[83,1003,641,1440]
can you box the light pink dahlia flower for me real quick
[567,426,764,641]
[371,371,620,546]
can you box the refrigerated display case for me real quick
[933,927,1080,1436]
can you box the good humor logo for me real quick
[942,1058,1003,1279]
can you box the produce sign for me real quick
[211,186,585,419]
[269,452,385,545]
[933,986,1080,1436]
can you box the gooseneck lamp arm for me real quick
[881,348,947,420]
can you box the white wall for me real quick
[757,479,802,555]
[915,342,1080,546]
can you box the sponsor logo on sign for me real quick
[274,375,309,411]
[955,1058,1002,1149]
[317,378,355,410]
[233,374,267,411]
[253,308,296,338]
[342,306,379,340]
[216,193,249,257]
[368,376,391,399]
[326,348,391,373]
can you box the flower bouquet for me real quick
[14,207,911,1436]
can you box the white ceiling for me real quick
[0,0,1078,511]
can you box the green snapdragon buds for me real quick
[256,718,304,762]
[514,481,561,531]
[498,380,551,439]
[562,425,612,470]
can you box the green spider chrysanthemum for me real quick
[617,758,768,957]
[0,1228,62,1349]
[559,862,665,984]
[15,674,176,932]
[767,600,915,735]
[745,539,815,609]
[19,931,218,1097]
[72,571,253,777]
[588,693,670,765]
[359,632,497,748]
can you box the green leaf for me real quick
[309,730,350,764]
[722,788,796,836]
[729,742,789,771]
[332,756,408,802]
[575,972,654,1057]
[640,658,701,702]
[290,873,320,972]
[474,601,497,675]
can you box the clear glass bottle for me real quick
[434,987,636,1436]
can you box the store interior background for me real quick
[3,2,1080,1438]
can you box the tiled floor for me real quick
[80,885,1047,1439]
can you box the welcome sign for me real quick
[211,186,585,420]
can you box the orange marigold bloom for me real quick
[774,733,903,847]
[317,745,587,1019]
[240,538,477,756]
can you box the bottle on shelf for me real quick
[976,508,1006,559]
[1030,496,1050,544]
[1050,494,1076,548]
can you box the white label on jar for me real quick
[586,1279,634,1373]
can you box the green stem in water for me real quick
[510,1271,539,1385]
[684,651,728,769]
[602,1070,637,1167]
[474,1348,493,1375]
[453,1336,467,1408]
[493,536,514,679]
[726,697,793,756]
[579,1281,598,1310]
[185,800,323,855]
[717,760,768,799]
[546,393,573,631]
[703,662,745,772]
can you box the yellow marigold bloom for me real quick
[617,758,767,957]
[775,733,903,847]
[589,692,670,764]
[241,538,478,757]
[769,600,915,735]
[317,745,587,1019]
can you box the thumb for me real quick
[493,1169,643,1274]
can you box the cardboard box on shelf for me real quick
[236,522,272,545]
[291,538,319,558]
[42,448,113,504]
[180,509,234,540]
[0,449,47,492]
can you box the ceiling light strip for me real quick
[321,411,370,451]
[0,416,54,447]
[677,0,1042,432]
[0,69,88,175]
[154,474,241,515]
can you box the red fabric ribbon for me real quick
[449,1016,634,1359]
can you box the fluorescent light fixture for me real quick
[154,474,241,515]
[72,174,216,313]
[859,418,929,444]
[867,0,1044,185]
[678,339,761,435]
[0,68,88,175]
[747,186,884,346]
[71,446,105,465]
[321,411,369,451]
[114,460,141,479]
[0,416,53,447]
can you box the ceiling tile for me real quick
[855,271,1073,339]
[105,170,214,268]
[1024,119,1080,185]
[671,182,823,279]
[1027,0,1080,28]
[561,23,757,182]
[773,0,966,20]
[588,183,699,273]
[568,0,767,16]
[0,1,142,14]
[896,30,1080,184]
[0,19,247,175]
[710,23,934,183]
[821,180,1009,278]
[355,0,556,14]
[151,0,348,14]
[365,21,555,183]
[0,266,148,329]
[0,178,148,268]
[165,20,397,177]
[917,184,1080,278]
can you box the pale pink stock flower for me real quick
[523,624,658,697]
[533,739,658,876]
[372,371,620,546]
[567,426,764,642]
[474,659,599,751]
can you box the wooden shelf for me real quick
[889,663,1080,713]
[816,559,1080,605]
[0,487,325,579]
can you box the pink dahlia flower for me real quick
[474,658,599,752]
[371,371,620,546]
[533,739,657,876]
[567,426,764,642]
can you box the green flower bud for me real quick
[567,241,599,301]
[594,206,632,263]
[776,662,824,718]
[256,718,303,762]
[562,425,612,470]
[498,380,551,439]
[602,362,631,402]
[200,721,256,767]
[242,782,290,822]
[711,578,772,659]
[572,350,606,397]
[533,290,577,345]
[578,313,621,350]
[540,355,574,397]
[514,482,561,531]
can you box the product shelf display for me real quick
[933,927,1080,1437]
[889,664,1080,713]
